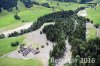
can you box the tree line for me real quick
[53,0,93,4]
[0,0,18,12]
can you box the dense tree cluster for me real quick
[0,0,46,12]
[41,3,51,8]
[0,0,18,12]
[54,0,77,2]
[68,37,100,66]
[0,0,38,12]
[70,15,86,41]
[42,14,87,66]
[43,21,67,59]
[43,18,75,42]
[20,0,52,8]
[44,11,99,66]
[53,0,93,4]
[32,1,39,5]
[94,24,100,28]
[31,10,75,30]
[14,14,20,20]
[80,0,93,4]
[67,15,100,66]
[8,29,30,37]
[20,0,33,8]
[11,41,20,47]
[8,31,20,37]
[87,38,100,66]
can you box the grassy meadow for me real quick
[47,1,86,11]
[0,1,86,30]
[0,57,43,66]
[0,36,25,56]
[0,1,52,30]
[86,6,100,24]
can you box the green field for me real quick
[47,1,86,11]
[0,1,86,30]
[0,36,25,56]
[0,1,52,30]
[0,57,43,66]
[86,6,100,24]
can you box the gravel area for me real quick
[77,9,87,17]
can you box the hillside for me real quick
[0,0,86,30]
[0,0,100,66]
[0,0,52,30]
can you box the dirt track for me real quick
[0,23,33,37]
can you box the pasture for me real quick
[0,36,25,56]
[0,1,86,30]
[86,6,100,24]
[0,57,43,66]
[0,1,52,29]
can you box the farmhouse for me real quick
[18,44,39,56]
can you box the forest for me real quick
[43,14,100,66]
[42,14,87,66]
[0,0,18,12]
[0,0,36,12]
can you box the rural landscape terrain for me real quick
[0,0,100,66]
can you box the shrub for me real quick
[14,14,20,20]
[94,24,99,28]
[40,31,42,34]
[0,34,5,39]
[41,45,44,48]
[41,3,51,8]
[11,41,19,47]
[8,31,19,37]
